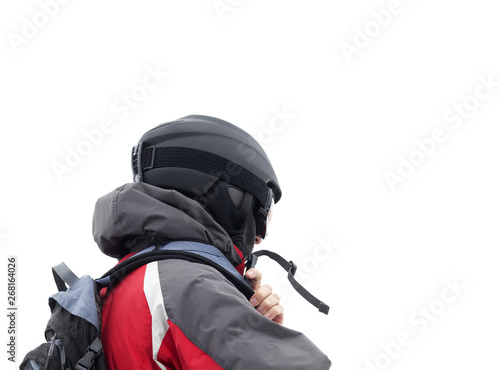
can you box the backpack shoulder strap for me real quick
[97,242,255,300]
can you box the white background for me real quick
[1,1,500,369]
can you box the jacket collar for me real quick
[92,182,243,267]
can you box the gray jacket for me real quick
[93,182,331,369]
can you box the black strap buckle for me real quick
[75,338,103,370]
[131,141,144,182]
[289,260,297,276]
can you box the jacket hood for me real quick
[92,182,243,267]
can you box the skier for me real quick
[93,115,331,369]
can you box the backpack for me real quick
[20,243,329,370]
[20,263,107,370]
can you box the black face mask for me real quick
[230,214,256,260]
[197,181,257,260]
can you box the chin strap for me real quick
[246,250,330,315]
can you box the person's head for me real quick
[131,115,282,259]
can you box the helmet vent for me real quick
[227,186,245,208]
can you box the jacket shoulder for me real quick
[157,259,331,370]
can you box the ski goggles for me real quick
[255,188,275,239]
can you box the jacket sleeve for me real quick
[157,259,331,370]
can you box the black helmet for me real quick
[131,115,282,249]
